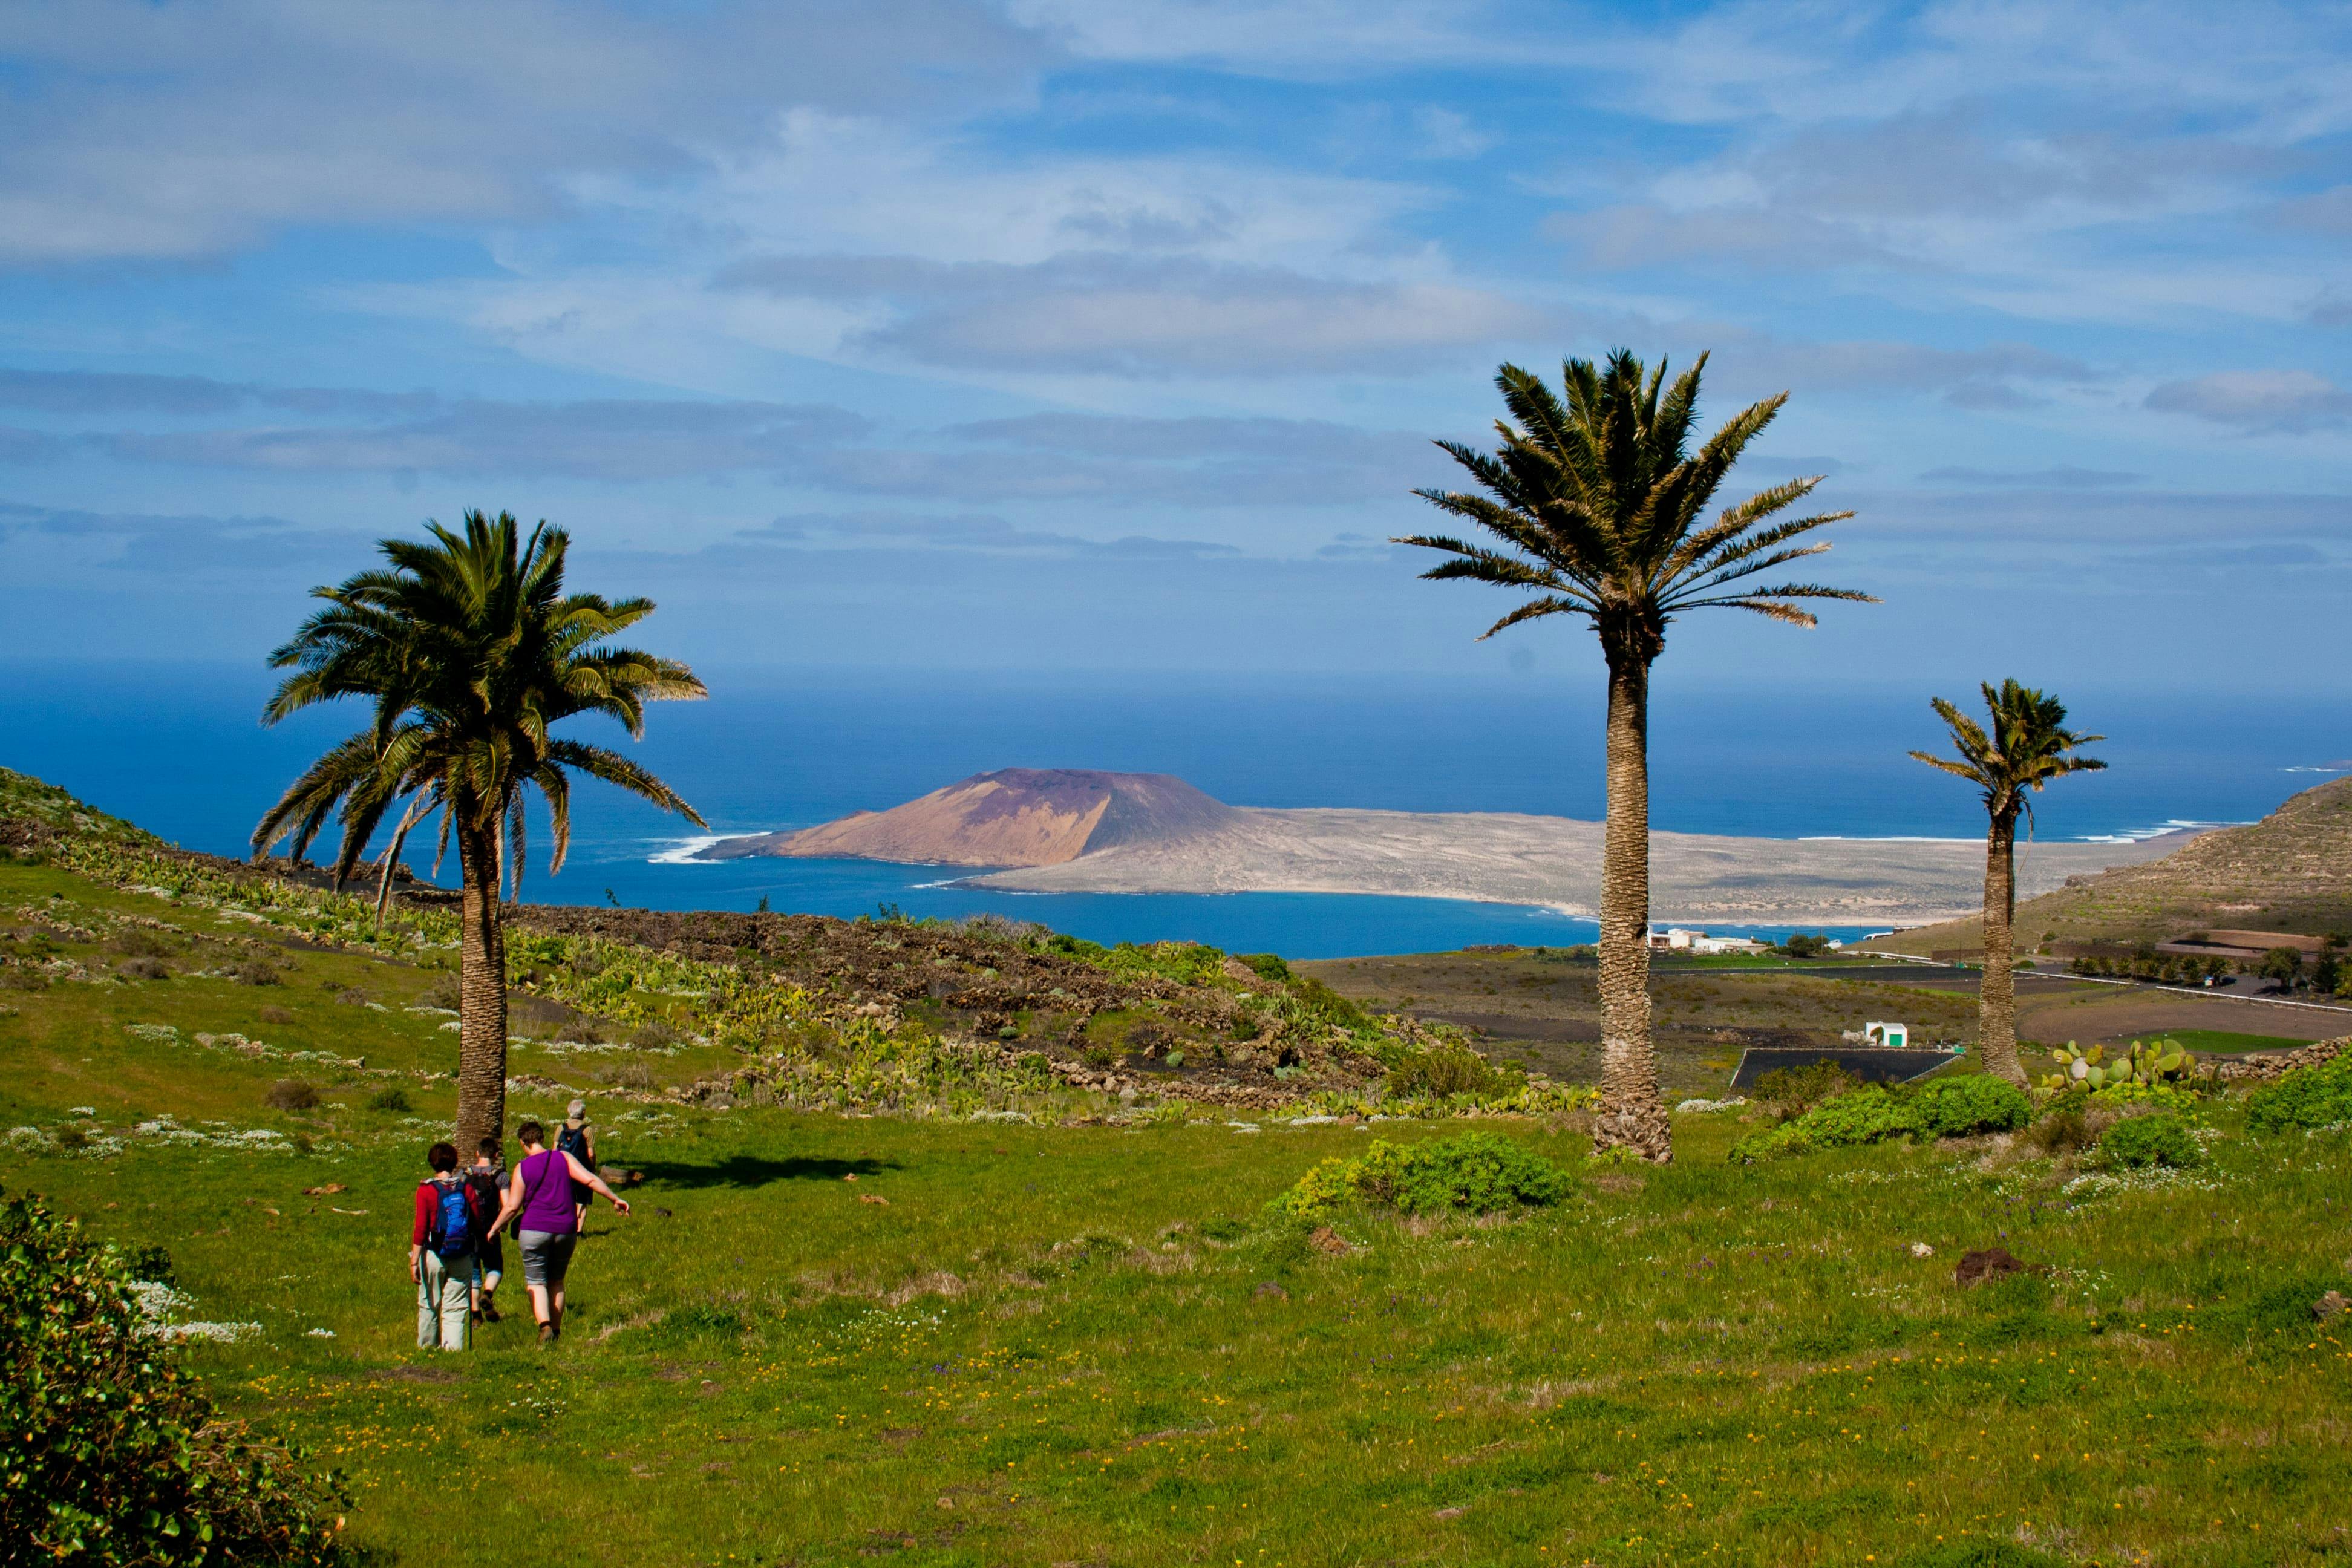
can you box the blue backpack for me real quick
[425,1177,474,1258]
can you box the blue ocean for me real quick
[7,663,2344,959]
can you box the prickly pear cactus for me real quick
[2041,1037,2198,1093]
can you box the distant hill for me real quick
[1858,775,2352,956]
[697,766,2190,922]
[696,769,1236,868]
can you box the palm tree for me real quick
[1399,350,1870,1162]
[254,511,707,1151]
[1909,681,2104,1083]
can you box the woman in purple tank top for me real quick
[491,1119,630,1345]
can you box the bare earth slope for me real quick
[1860,774,2352,955]
[699,770,2193,924]
[697,768,1234,868]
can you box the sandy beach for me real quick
[952,806,2197,924]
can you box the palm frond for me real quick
[1401,350,1865,657]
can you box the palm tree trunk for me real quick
[1976,809,2023,1083]
[1592,646,1671,1162]
[454,811,510,1153]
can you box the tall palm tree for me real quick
[1399,350,1870,1162]
[254,510,707,1151]
[1909,681,2105,1083]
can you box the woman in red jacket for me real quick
[410,1140,489,1351]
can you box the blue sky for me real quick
[2,0,2348,691]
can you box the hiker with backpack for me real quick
[410,1140,487,1351]
[557,1100,596,1229]
[466,1137,507,1325]
[491,1118,631,1346]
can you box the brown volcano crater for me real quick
[695,768,1236,868]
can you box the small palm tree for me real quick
[1400,350,1870,1162]
[254,510,707,1150]
[1909,681,2105,1083]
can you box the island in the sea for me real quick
[693,768,2199,926]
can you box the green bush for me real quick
[2247,1053,2352,1134]
[1270,1132,1567,1218]
[1909,1075,2033,1138]
[1383,1046,1509,1102]
[2095,1112,2203,1170]
[1235,953,1292,984]
[364,1086,412,1114]
[0,1185,348,1564]
[1728,1076,2030,1163]
[1285,973,1374,1034]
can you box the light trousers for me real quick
[416,1249,473,1350]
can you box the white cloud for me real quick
[2145,370,2352,434]
[719,251,1545,377]
[0,0,1044,264]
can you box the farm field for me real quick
[1302,950,2352,1088]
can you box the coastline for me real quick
[699,804,2204,927]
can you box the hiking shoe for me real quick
[483,1304,501,1324]
[538,1322,555,1346]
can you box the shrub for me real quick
[2085,1081,2201,1111]
[420,973,461,1009]
[232,961,283,987]
[1778,932,1834,958]
[1728,1076,2028,1163]
[365,1086,413,1114]
[2247,1053,2352,1134]
[1285,973,1374,1034]
[1752,1059,1861,1119]
[2025,1100,2092,1157]
[266,1079,321,1112]
[1236,952,1292,984]
[0,1185,348,1563]
[1384,1046,1508,1102]
[1269,1132,1567,1218]
[1909,1075,2032,1138]
[110,930,176,959]
[2096,1112,2203,1170]
[117,956,171,982]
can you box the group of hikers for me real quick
[409,1099,633,1348]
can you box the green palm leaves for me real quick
[1911,680,2104,1085]
[1910,679,2106,828]
[1397,350,1873,656]
[252,509,707,897]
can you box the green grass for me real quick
[9,860,2352,1566]
[2161,1030,2312,1056]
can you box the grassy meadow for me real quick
[7,854,2352,1567]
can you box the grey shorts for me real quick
[517,1229,577,1289]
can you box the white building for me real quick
[1648,926,1771,956]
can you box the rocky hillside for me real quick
[1,765,1578,1121]
[1861,774,2352,956]
[696,768,1235,867]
